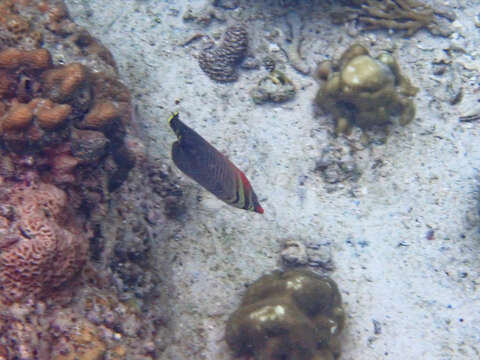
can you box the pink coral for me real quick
[0,180,88,302]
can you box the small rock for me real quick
[372,319,382,335]
[315,143,360,185]
[213,0,238,9]
[240,56,260,70]
[281,239,308,266]
[306,241,334,270]
[250,70,296,105]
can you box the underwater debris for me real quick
[267,12,310,75]
[226,269,345,360]
[182,4,226,26]
[213,0,239,10]
[315,142,361,185]
[250,69,296,104]
[263,56,276,72]
[314,44,418,133]
[281,239,309,266]
[459,105,480,123]
[198,24,248,82]
[168,112,264,213]
[281,239,335,269]
[336,0,455,37]
[459,113,480,123]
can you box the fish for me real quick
[168,112,264,214]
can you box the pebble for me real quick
[281,239,308,266]
[474,15,480,28]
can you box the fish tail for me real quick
[235,167,264,214]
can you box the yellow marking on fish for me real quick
[168,111,179,125]
[168,112,182,138]
[236,172,246,208]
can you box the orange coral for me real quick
[53,319,107,360]
[0,4,135,190]
[1,97,71,133]
[0,48,24,69]
[0,48,52,70]
[51,152,79,183]
[0,69,17,98]
[5,13,29,34]
[32,98,71,129]
[42,63,88,102]
[0,181,88,302]
[22,48,52,70]
[0,102,33,131]
[82,101,120,129]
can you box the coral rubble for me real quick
[336,0,455,37]
[250,70,296,105]
[0,287,163,359]
[314,44,418,134]
[198,24,248,82]
[226,269,345,360]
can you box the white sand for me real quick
[66,1,480,359]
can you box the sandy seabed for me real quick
[65,1,480,359]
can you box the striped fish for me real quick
[169,112,264,214]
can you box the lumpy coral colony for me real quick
[314,44,418,134]
[0,33,134,302]
[226,269,345,360]
[198,24,248,82]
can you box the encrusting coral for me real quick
[250,69,296,105]
[314,43,418,134]
[0,1,171,358]
[0,45,134,190]
[226,269,345,360]
[0,47,52,70]
[0,0,139,294]
[33,98,72,129]
[0,179,88,302]
[81,100,123,130]
[0,285,164,359]
[198,24,248,82]
[41,63,90,104]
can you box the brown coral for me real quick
[0,45,134,192]
[53,319,107,360]
[0,47,52,70]
[0,180,88,302]
[42,63,89,103]
[82,100,120,130]
[314,44,418,133]
[51,151,80,184]
[337,0,455,37]
[226,269,345,360]
[0,102,33,131]
[0,69,17,97]
[70,128,109,163]
[198,24,248,82]
[32,98,72,129]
